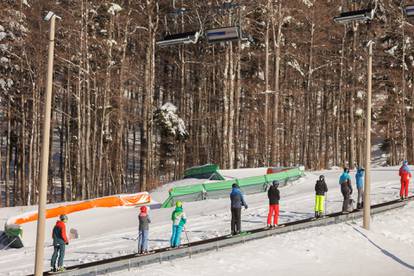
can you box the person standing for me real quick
[339,168,353,213]
[314,175,328,218]
[138,206,151,254]
[51,214,69,273]
[399,160,412,200]
[267,180,280,228]
[170,201,187,248]
[230,183,248,235]
[355,167,365,209]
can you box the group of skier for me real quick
[50,160,411,272]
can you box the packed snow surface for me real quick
[0,166,412,275]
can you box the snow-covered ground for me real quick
[0,167,409,275]
[118,202,414,276]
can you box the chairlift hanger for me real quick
[156,0,202,47]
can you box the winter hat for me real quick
[272,180,279,187]
[403,160,408,165]
[319,175,325,181]
[140,206,148,213]
[176,201,183,208]
[344,167,349,173]
[232,183,239,189]
[59,214,68,222]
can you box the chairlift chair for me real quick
[206,26,241,43]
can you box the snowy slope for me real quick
[0,167,408,275]
[116,202,414,276]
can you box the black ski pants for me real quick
[231,207,242,235]
[341,185,351,212]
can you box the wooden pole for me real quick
[363,41,373,230]
[34,14,56,275]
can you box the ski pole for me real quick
[183,226,192,258]
[183,226,190,244]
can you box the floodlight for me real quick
[44,11,61,21]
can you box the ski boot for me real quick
[57,267,66,272]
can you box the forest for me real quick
[0,0,413,207]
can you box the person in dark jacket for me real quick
[339,168,353,213]
[230,183,248,235]
[138,206,151,254]
[51,214,69,272]
[314,175,328,218]
[267,180,280,227]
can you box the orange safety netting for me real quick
[9,192,151,225]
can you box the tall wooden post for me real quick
[34,13,56,275]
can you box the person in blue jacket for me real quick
[355,167,365,209]
[230,183,248,235]
[339,168,353,213]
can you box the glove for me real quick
[65,242,69,245]
[244,205,248,210]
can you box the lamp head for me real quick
[44,11,61,21]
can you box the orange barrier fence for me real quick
[7,192,151,225]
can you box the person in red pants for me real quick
[267,180,280,228]
[399,160,412,200]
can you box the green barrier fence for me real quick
[162,167,304,208]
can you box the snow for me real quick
[283,16,294,24]
[258,70,265,81]
[0,31,7,41]
[302,0,314,8]
[0,166,412,275]
[108,3,123,15]
[116,203,414,276]
[156,103,188,138]
[385,46,398,56]
[0,79,6,90]
[287,59,305,77]
[219,167,268,179]
[0,44,8,51]
[355,108,364,117]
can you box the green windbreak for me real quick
[237,175,267,187]
[203,180,235,192]
[169,184,204,197]
[162,167,304,208]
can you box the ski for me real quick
[46,268,79,275]
[135,250,156,256]
[165,245,189,251]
